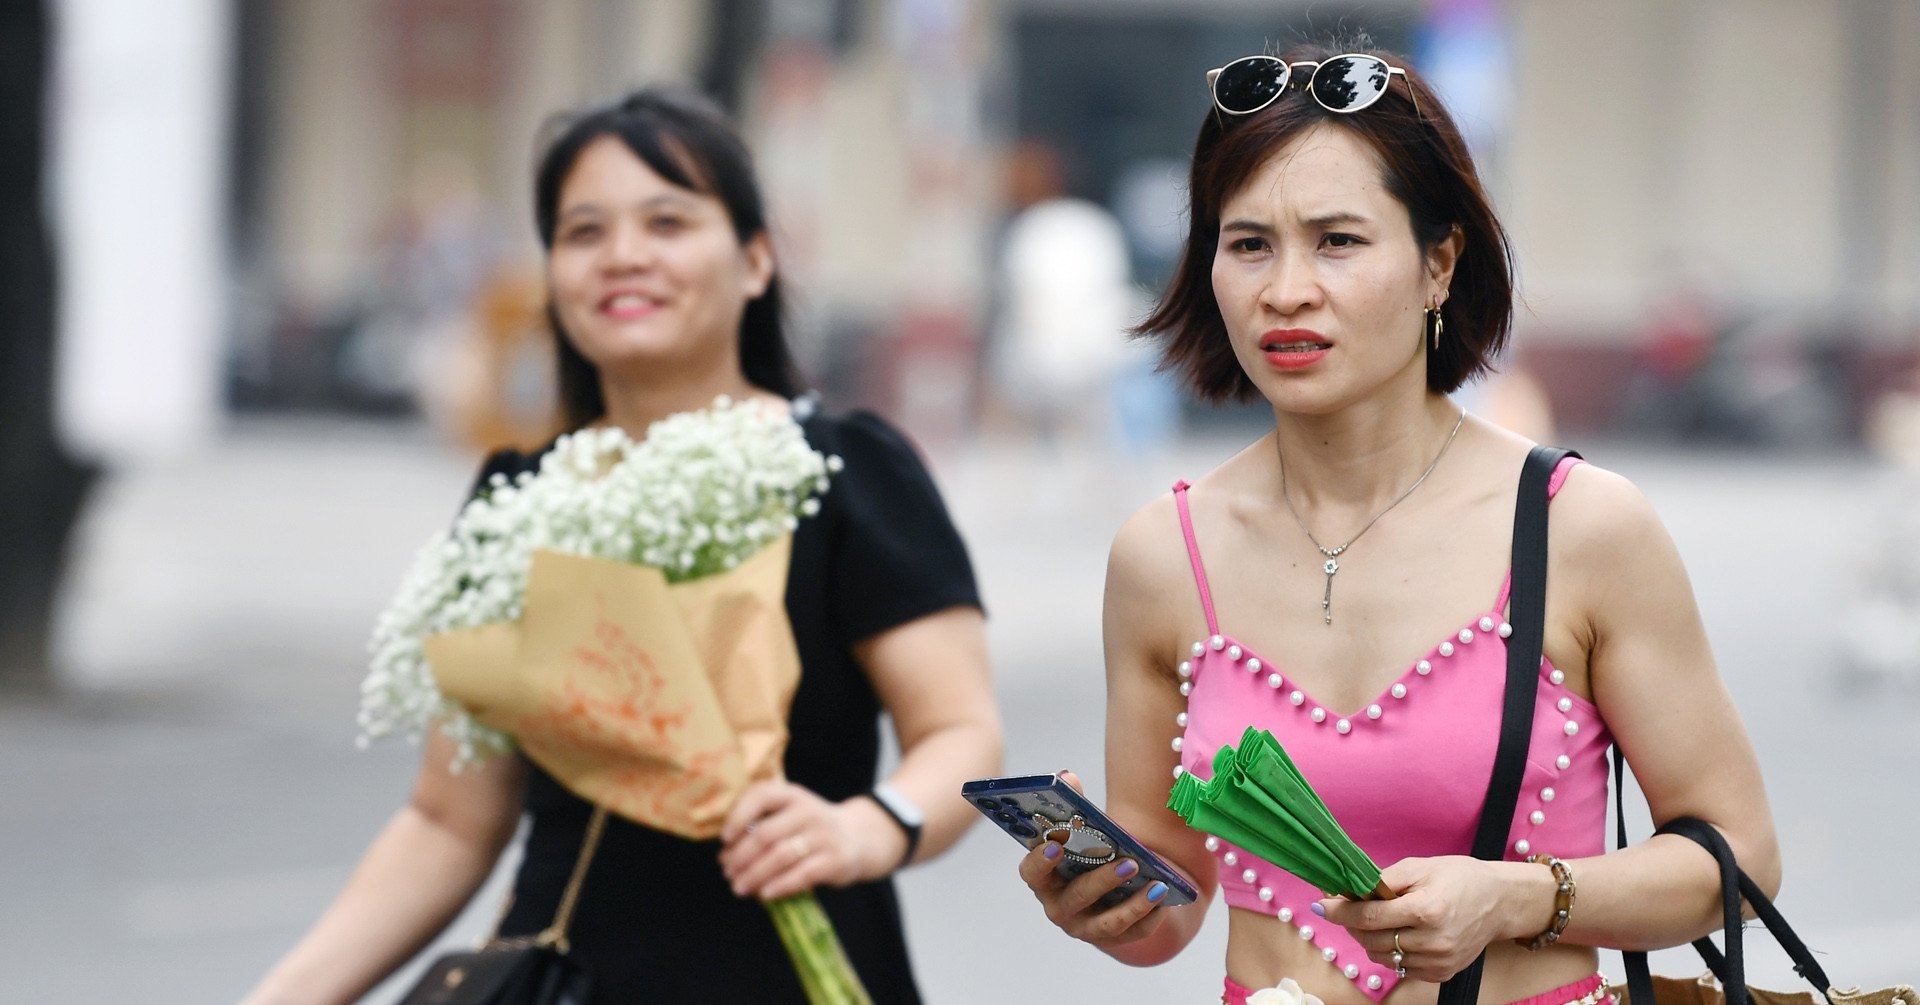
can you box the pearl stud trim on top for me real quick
[1167,605,1600,991]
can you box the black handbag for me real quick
[398,806,607,1005]
[1611,798,1915,1005]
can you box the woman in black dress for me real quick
[244,87,1002,1004]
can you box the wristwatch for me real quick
[866,781,925,868]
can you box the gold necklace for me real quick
[1276,409,1467,625]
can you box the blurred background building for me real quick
[46,0,1920,462]
[8,0,1920,999]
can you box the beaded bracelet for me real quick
[1517,853,1576,950]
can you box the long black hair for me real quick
[533,86,803,429]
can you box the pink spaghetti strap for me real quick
[1493,456,1584,611]
[1171,481,1220,636]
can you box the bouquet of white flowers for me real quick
[357,395,871,1004]
[357,395,837,767]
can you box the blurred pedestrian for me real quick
[1013,42,1778,1005]
[989,140,1135,455]
[243,87,1001,1005]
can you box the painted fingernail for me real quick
[1311,901,1327,917]
[1115,859,1140,879]
[1041,842,1062,861]
[1147,881,1168,903]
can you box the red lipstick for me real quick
[1259,329,1333,371]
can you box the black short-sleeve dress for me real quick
[483,405,981,1003]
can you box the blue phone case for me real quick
[962,774,1199,908]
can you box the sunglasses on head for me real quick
[1206,53,1419,119]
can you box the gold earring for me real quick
[1426,302,1444,351]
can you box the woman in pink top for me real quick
[1016,41,1779,1005]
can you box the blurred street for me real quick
[3,419,1914,1003]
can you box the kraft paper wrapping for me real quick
[422,536,799,840]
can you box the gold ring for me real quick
[790,836,809,859]
[1393,930,1404,955]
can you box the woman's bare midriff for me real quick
[1224,908,1600,1005]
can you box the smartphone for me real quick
[962,773,1198,908]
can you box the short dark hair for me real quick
[532,86,803,429]
[1137,42,1513,400]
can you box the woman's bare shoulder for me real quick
[1108,490,1188,592]
[1550,459,1668,555]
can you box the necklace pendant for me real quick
[1321,563,1336,625]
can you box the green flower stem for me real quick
[764,892,873,1005]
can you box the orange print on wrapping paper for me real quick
[512,609,734,830]
[424,538,800,840]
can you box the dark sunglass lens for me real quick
[1215,58,1289,113]
[1312,56,1390,112]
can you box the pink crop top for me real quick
[1171,457,1610,1001]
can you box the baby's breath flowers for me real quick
[357,396,834,768]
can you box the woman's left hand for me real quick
[1319,855,1544,983]
[718,780,906,901]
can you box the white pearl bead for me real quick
[1311,708,1327,723]
[1178,660,1193,679]
[1192,641,1205,657]
[1247,658,1262,673]
[1176,711,1188,727]
[1439,641,1455,657]
[1171,737,1183,752]
[1179,681,1193,696]
[1541,787,1556,802]
[1367,704,1383,720]
[1515,839,1531,855]
[1205,836,1220,852]
[1289,690,1305,706]
[1530,810,1546,825]
[1210,635,1225,651]
[1335,718,1351,734]
[1242,868,1257,884]
[1325,945,1341,961]
[1368,976,1384,990]
[1268,673,1285,690]
[1558,697,1573,713]
[1416,660,1432,675]
[1259,886,1274,902]
[1224,851,1237,866]
[1459,628,1475,644]
[1345,964,1360,979]
[1564,720,1580,736]
[1549,669,1565,685]
[1172,765,1185,778]
[1299,925,1315,940]
[1227,645,1242,661]
[1556,754,1571,770]
[1480,616,1496,632]
[1498,622,1513,638]
[1391,683,1407,699]
[1278,907,1293,922]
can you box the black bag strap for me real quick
[1614,765,1837,1005]
[1437,445,1578,1005]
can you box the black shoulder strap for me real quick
[1437,445,1577,1005]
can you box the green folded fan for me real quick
[1167,726,1392,901]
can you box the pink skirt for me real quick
[1222,972,1612,1005]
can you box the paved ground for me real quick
[3,416,1915,1003]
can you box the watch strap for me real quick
[865,786,923,868]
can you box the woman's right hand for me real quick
[1015,771,1173,949]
